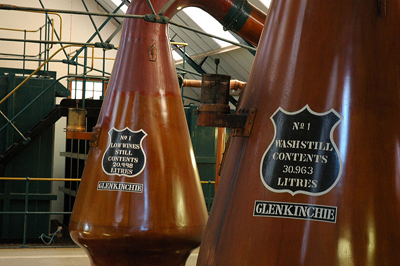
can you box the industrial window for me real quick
[69,79,107,100]
[182,7,238,48]
[111,0,128,12]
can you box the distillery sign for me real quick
[253,200,337,223]
[260,105,342,196]
[102,127,147,177]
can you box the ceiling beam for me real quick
[174,45,241,65]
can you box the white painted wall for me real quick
[1,0,122,223]
[1,0,120,81]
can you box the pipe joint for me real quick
[0,4,17,10]
[94,42,115,49]
[221,0,252,32]
[144,13,170,24]
[62,59,78,65]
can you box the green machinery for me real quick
[0,68,69,240]
[185,104,219,212]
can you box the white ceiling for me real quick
[95,0,269,100]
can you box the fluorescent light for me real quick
[183,7,238,47]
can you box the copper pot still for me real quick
[68,0,265,265]
[198,0,400,265]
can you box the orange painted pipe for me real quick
[161,0,266,45]
[215,127,226,191]
[182,79,246,91]
[198,0,400,265]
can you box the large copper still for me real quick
[198,0,400,265]
[69,0,265,265]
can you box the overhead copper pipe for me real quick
[0,0,266,46]
[182,78,246,91]
[161,0,267,46]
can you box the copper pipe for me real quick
[182,78,246,91]
[1,1,265,46]
[182,79,202,88]
[162,0,267,45]
[215,127,226,191]
[229,79,246,90]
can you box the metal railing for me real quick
[0,177,215,248]
[0,177,80,248]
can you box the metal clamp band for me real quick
[221,0,252,32]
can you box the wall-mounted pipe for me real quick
[0,4,145,19]
[182,78,246,91]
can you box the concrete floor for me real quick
[0,247,199,266]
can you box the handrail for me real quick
[0,69,109,134]
[171,42,188,46]
[0,45,95,140]
[0,177,213,183]
[78,56,115,60]
[0,12,63,52]
[0,12,63,62]
[0,44,94,107]
[27,11,63,41]
[0,24,45,33]
[0,177,81,181]
[0,176,215,247]
[171,41,189,51]
[85,47,95,74]
[0,110,30,143]
[0,12,62,39]
[0,5,257,51]
[0,4,145,19]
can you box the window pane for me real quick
[94,91,102,100]
[71,80,105,99]
[75,89,83,99]
[94,82,103,92]
[183,7,238,47]
[85,90,94,99]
